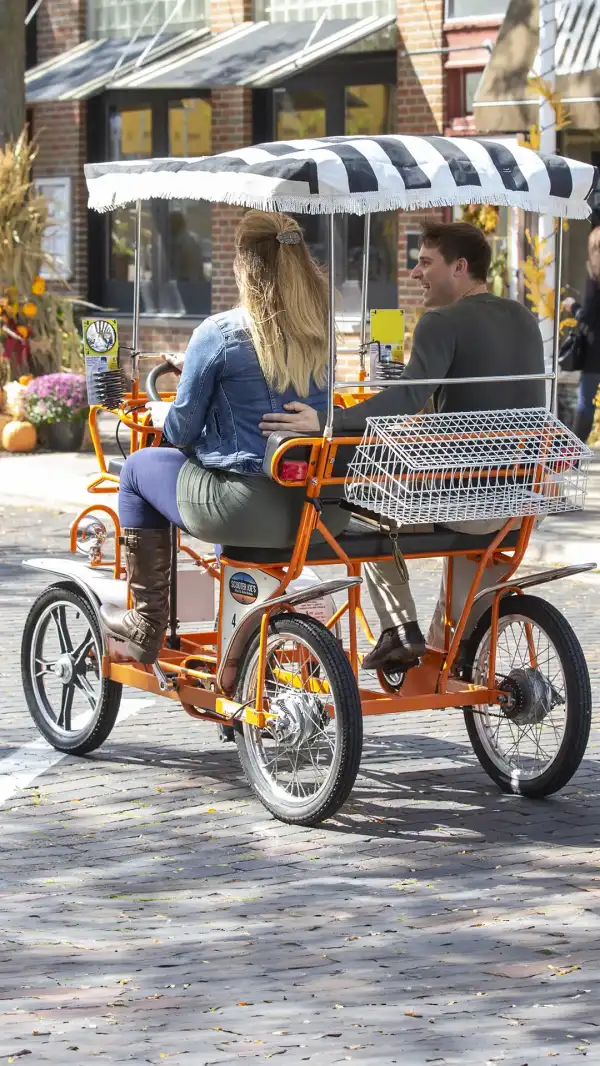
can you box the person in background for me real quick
[565,227,600,443]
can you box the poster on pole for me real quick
[34,176,73,281]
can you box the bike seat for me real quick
[222,518,520,564]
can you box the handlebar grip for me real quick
[146,360,181,402]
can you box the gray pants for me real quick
[176,458,349,547]
[364,520,511,651]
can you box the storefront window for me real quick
[104,96,212,316]
[109,108,153,285]
[345,83,394,137]
[343,84,397,313]
[272,82,397,311]
[275,90,326,140]
[167,99,212,297]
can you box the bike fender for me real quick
[217,576,361,697]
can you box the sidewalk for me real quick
[1,443,598,568]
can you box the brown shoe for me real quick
[100,527,172,664]
[362,622,426,672]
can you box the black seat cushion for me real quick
[223,518,520,564]
[108,457,125,475]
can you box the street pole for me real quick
[538,0,557,404]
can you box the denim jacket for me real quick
[162,308,329,475]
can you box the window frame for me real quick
[92,89,212,318]
[444,0,507,20]
[87,0,207,39]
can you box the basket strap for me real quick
[379,519,409,585]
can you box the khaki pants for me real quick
[363,520,512,652]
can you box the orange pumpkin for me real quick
[2,420,37,452]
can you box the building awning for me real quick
[25,29,209,103]
[475,0,600,132]
[112,16,397,92]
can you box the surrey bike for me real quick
[20,134,597,824]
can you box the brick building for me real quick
[26,0,507,374]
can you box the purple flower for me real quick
[24,372,88,425]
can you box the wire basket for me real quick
[345,408,592,526]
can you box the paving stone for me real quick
[1,503,600,1063]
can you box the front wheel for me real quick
[463,594,591,798]
[21,585,122,755]
[235,613,363,825]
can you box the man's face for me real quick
[410,242,467,308]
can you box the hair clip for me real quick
[276,231,302,245]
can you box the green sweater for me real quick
[320,293,546,435]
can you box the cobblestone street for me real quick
[1,504,600,1066]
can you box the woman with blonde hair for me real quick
[570,226,600,442]
[100,211,346,664]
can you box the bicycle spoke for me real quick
[58,684,74,731]
[473,612,568,782]
[74,671,98,710]
[51,606,73,655]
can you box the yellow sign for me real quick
[83,318,119,370]
[370,308,405,363]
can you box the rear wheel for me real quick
[464,594,591,797]
[21,586,122,755]
[235,613,363,825]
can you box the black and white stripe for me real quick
[85,134,596,219]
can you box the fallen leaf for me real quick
[405,1010,422,1018]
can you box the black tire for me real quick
[463,594,591,798]
[21,585,122,755]
[235,613,363,825]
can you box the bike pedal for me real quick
[152,662,176,692]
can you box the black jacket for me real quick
[576,275,600,373]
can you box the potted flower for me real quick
[22,372,89,451]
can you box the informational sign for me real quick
[34,177,73,281]
[83,318,119,362]
[370,308,405,363]
[83,318,120,405]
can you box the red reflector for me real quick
[280,460,308,481]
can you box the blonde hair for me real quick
[588,228,600,284]
[233,210,329,397]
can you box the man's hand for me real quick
[146,401,171,429]
[259,402,321,437]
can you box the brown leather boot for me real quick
[100,527,172,664]
[362,621,426,672]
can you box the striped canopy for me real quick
[85,135,596,219]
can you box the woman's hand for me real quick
[165,351,186,371]
[146,401,171,429]
[259,402,321,437]
[562,296,576,313]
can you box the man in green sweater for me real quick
[260,221,545,674]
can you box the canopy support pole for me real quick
[551,219,564,416]
[359,213,371,381]
[538,0,557,395]
[325,214,336,439]
[132,199,142,387]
